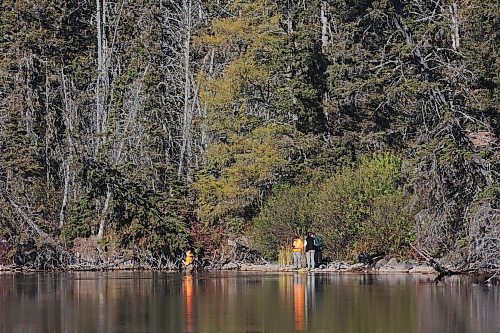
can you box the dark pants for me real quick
[315,250,322,267]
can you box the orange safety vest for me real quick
[292,238,303,252]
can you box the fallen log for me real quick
[411,244,460,282]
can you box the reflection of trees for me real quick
[1,273,499,332]
[12,272,186,331]
[416,275,500,333]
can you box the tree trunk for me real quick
[450,3,460,50]
[97,189,111,239]
[2,191,47,237]
[59,65,74,228]
[320,1,329,52]
[96,0,103,137]
[178,0,193,179]
[59,161,70,228]
[96,0,109,149]
[287,0,293,34]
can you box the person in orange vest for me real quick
[183,250,194,268]
[292,235,304,269]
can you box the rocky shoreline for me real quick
[227,258,438,275]
[2,258,497,285]
[0,258,439,275]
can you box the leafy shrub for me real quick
[312,153,406,259]
[251,153,414,260]
[250,183,316,260]
[357,193,414,257]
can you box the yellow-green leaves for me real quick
[195,125,290,224]
[252,152,412,260]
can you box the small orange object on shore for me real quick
[183,250,194,266]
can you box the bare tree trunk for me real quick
[96,0,103,137]
[59,65,74,228]
[320,1,329,52]
[178,0,193,179]
[101,0,109,135]
[96,0,109,149]
[95,0,112,239]
[1,190,47,237]
[59,161,70,228]
[450,3,460,50]
[97,189,111,239]
[287,0,293,34]
[44,65,51,187]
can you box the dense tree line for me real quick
[0,0,497,271]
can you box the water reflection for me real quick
[0,272,498,333]
[183,275,194,332]
[294,275,305,331]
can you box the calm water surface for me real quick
[0,271,498,333]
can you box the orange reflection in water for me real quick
[183,275,194,332]
[294,276,305,331]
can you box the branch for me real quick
[1,189,47,237]
[411,244,459,282]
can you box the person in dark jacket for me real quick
[305,233,315,270]
[314,234,323,267]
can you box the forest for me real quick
[0,0,498,272]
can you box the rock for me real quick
[221,262,240,270]
[374,259,387,270]
[337,262,350,270]
[378,266,396,273]
[398,262,414,270]
[349,263,365,271]
[0,265,8,271]
[379,261,413,273]
[409,266,438,274]
[386,258,398,266]
[378,266,390,273]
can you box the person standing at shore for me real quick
[305,233,315,270]
[292,236,304,269]
[183,250,194,270]
[314,234,323,267]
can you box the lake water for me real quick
[0,271,498,332]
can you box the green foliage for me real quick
[252,153,413,260]
[195,124,324,228]
[61,196,97,242]
[65,162,191,255]
[312,153,404,256]
[362,193,415,256]
[250,183,316,259]
[460,0,499,128]
[195,1,331,232]
[1,0,497,270]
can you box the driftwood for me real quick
[485,270,500,284]
[202,240,267,270]
[411,244,461,282]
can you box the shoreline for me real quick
[1,262,496,281]
[1,260,436,273]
